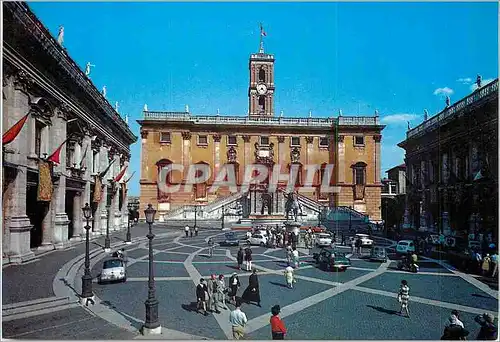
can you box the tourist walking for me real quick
[441,310,469,340]
[397,280,410,317]
[195,226,199,236]
[482,254,491,276]
[242,269,261,307]
[491,252,498,277]
[228,272,241,304]
[229,300,248,340]
[284,266,295,289]
[286,244,292,265]
[475,250,483,274]
[475,313,497,340]
[190,227,194,238]
[185,225,190,238]
[237,247,244,270]
[208,238,215,257]
[207,274,220,313]
[270,305,287,340]
[217,274,229,310]
[351,237,356,254]
[244,247,253,271]
[292,247,300,268]
[356,237,362,255]
[196,278,209,316]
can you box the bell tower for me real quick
[248,24,275,117]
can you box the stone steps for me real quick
[3,296,79,321]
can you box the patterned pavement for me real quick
[82,229,498,340]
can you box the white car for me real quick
[351,234,373,248]
[98,258,126,283]
[315,233,333,247]
[256,230,268,237]
[248,234,268,246]
[396,240,416,254]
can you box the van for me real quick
[396,240,416,254]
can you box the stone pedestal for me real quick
[284,220,301,236]
[54,212,71,249]
[8,216,35,263]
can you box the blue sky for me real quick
[28,2,498,196]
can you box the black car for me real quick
[221,232,240,246]
[313,248,351,272]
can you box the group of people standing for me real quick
[473,251,498,278]
[184,225,199,238]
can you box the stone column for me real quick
[338,135,345,183]
[243,135,251,167]
[213,134,221,178]
[52,106,70,249]
[111,151,121,231]
[70,191,83,241]
[182,132,191,182]
[140,130,149,180]
[91,139,101,235]
[373,135,382,183]
[99,142,110,235]
[3,73,35,262]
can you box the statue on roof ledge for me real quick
[57,25,64,46]
[144,104,148,112]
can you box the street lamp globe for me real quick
[82,203,92,220]
[144,204,156,224]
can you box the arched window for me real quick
[258,68,266,82]
[194,161,209,200]
[258,96,266,112]
[352,162,367,185]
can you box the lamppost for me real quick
[349,206,352,232]
[81,203,94,305]
[142,204,161,335]
[221,204,225,230]
[193,205,198,230]
[104,205,111,252]
[125,209,132,244]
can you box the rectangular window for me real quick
[160,132,171,143]
[390,183,397,194]
[319,137,329,148]
[355,167,365,185]
[260,136,269,146]
[198,135,208,145]
[354,136,365,146]
[227,136,237,146]
[93,151,99,173]
[291,137,300,147]
[35,120,43,157]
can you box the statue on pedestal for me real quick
[85,62,95,77]
[284,191,302,222]
[57,25,64,46]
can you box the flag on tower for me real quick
[260,23,267,36]
[2,113,30,146]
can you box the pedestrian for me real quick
[190,227,194,238]
[207,274,220,314]
[185,225,190,238]
[217,274,229,310]
[208,238,215,257]
[351,237,356,254]
[284,266,295,288]
[397,279,410,318]
[246,231,252,240]
[356,237,362,255]
[475,250,483,274]
[491,252,498,278]
[244,247,253,271]
[241,269,261,307]
[270,305,287,340]
[441,310,469,340]
[237,247,244,270]
[195,226,199,236]
[286,244,292,265]
[292,247,300,268]
[482,254,491,276]
[228,272,241,304]
[475,313,497,340]
[196,278,209,316]
[229,300,247,340]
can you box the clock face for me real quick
[257,83,267,95]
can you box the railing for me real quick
[143,112,380,127]
[407,79,498,139]
[204,192,246,212]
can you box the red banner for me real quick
[3,113,29,146]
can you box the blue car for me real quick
[222,232,240,246]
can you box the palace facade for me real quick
[398,78,498,241]
[2,2,137,264]
[138,42,385,223]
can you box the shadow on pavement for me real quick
[269,281,289,288]
[101,300,143,330]
[60,277,80,298]
[181,302,199,313]
[225,265,240,270]
[366,305,399,315]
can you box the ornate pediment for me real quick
[290,147,301,164]
[227,146,238,163]
[254,142,274,165]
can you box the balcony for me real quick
[142,112,380,127]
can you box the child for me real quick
[284,266,295,289]
[397,279,410,318]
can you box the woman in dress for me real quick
[284,266,295,289]
[397,279,410,317]
[217,274,229,310]
[242,269,261,307]
[228,272,241,304]
[237,247,244,270]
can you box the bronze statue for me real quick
[284,191,302,221]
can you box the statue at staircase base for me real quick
[283,220,301,238]
[284,191,303,222]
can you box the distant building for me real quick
[381,164,406,230]
[128,196,140,212]
[398,78,498,239]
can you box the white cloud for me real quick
[433,87,454,96]
[470,78,494,91]
[457,77,472,84]
[381,114,418,124]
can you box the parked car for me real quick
[349,234,373,248]
[369,246,388,262]
[396,240,416,254]
[313,248,351,272]
[98,258,126,284]
[315,233,333,247]
[221,232,240,246]
[248,233,268,246]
